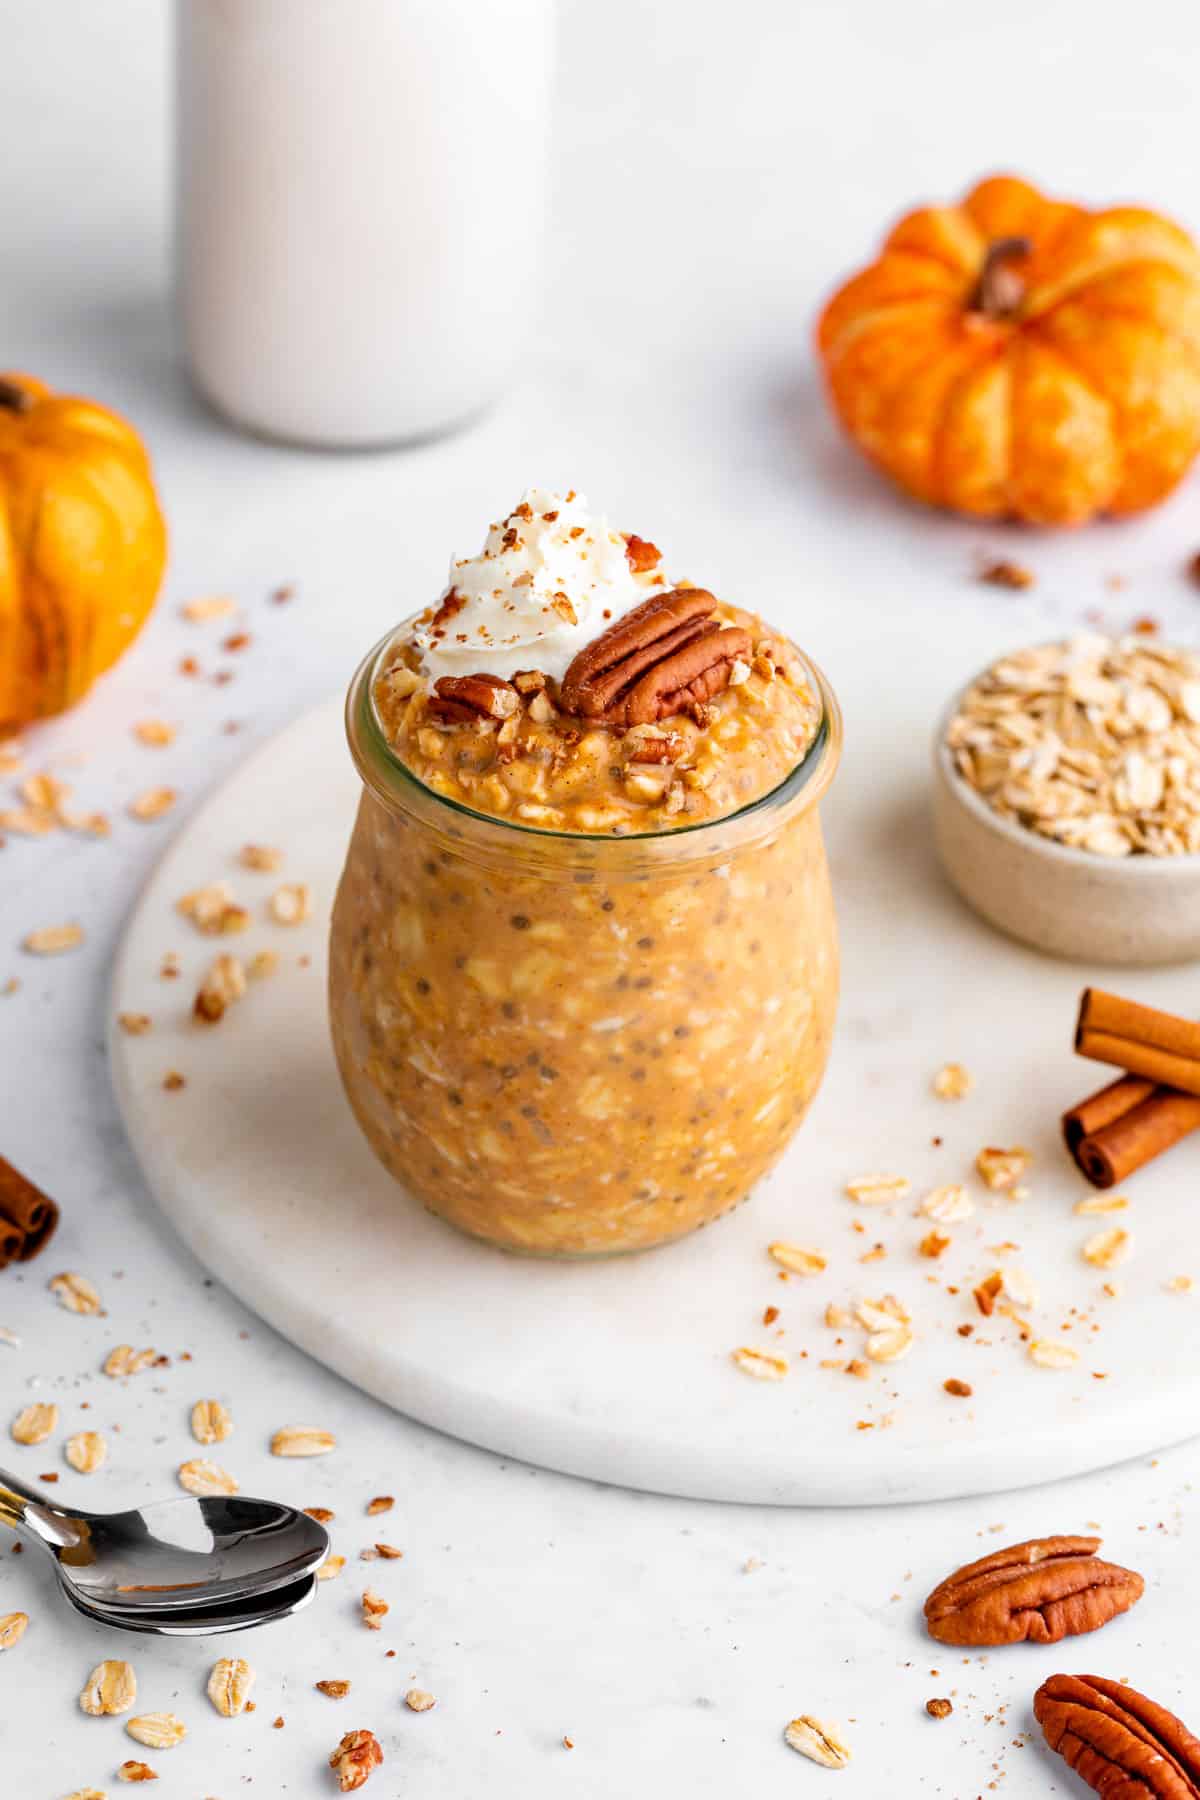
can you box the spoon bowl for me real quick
[1,1467,329,1631]
[60,1567,320,1636]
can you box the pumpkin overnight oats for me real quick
[328,489,841,1255]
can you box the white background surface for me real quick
[5,1,1200,1794]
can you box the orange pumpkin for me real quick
[0,373,167,726]
[816,176,1200,526]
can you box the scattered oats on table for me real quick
[0,1610,29,1649]
[65,1431,108,1474]
[117,1012,152,1036]
[193,953,247,1023]
[79,1658,137,1716]
[946,634,1200,857]
[191,1398,232,1444]
[207,1656,255,1716]
[125,1713,187,1750]
[50,1271,103,1314]
[115,1759,158,1782]
[920,1184,973,1223]
[128,788,176,822]
[731,1346,789,1381]
[768,1242,827,1276]
[181,595,237,621]
[845,1173,911,1206]
[366,1495,393,1516]
[177,1458,238,1497]
[22,924,84,956]
[133,720,175,747]
[784,1715,852,1768]
[11,1402,58,1445]
[316,1680,352,1699]
[271,1425,335,1457]
[177,880,249,935]
[316,1555,347,1582]
[1167,1275,1194,1294]
[1028,1339,1080,1370]
[976,1145,1032,1192]
[361,1588,389,1630]
[104,1345,155,1378]
[405,1688,436,1712]
[933,1062,973,1099]
[1075,1193,1129,1215]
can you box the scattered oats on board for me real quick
[177,1459,238,1497]
[104,1345,156,1378]
[129,787,176,822]
[316,1555,347,1582]
[998,1265,1039,1309]
[1082,1227,1132,1270]
[784,1716,852,1769]
[0,1611,29,1650]
[920,1184,974,1224]
[768,1242,827,1276]
[65,1431,108,1474]
[191,1399,232,1445]
[207,1657,255,1717]
[976,1145,1032,1192]
[12,1401,57,1445]
[361,1589,389,1630]
[1028,1339,1080,1371]
[79,1659,137,1716]
[845,1173,910,1206]
[125,1714,187,1750]
[271,1425,335,1457]
[1075,1193,1129,1215]
[239,843,283,871]
[194,953,247,1023]
[177,881,249,936]
[731,1346,789,1381]
[933,1063,973,1099]
[50,1271,102,1315]
[947,635,1200,857]
[405,1689,436,1712]
[269,882,311,926]
[247,948,279,979]
[22,924,84,956]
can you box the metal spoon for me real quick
[0,1467,328,1631]
[59,1568,320,1637]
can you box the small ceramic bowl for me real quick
[932,686,1200,967]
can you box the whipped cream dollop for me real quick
[410,488,668,683]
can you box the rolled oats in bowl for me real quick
[328,488,843,1256]
[945,634,1200,858]
[935,635,1200,965]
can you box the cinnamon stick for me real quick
[0,1155,60,1268]
[1063,1074,1200,1188]
[1075,989,1200,1099]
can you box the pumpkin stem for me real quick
[969,236,1032,321]
[0,378,32,414]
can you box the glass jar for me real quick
[329,632,843,1256]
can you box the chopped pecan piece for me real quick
[329,1727,384,1790]
[561,589,751,727]
[624,533,662,572]
[924,1535,1143,1647]
[1035,1674,1200,1796]
[428,674,519,724]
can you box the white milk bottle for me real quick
[176,0,553,446]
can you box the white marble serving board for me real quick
[108,691,1200,1505]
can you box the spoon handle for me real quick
[0,1466,76,1552]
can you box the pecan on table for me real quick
[1035,1674,1200,1797]
[560,588,752,728]
[427,673,520,724]
[924,1536,1143,1647]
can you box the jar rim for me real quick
[345,626,842,853]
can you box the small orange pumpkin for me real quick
[816,176,1200,526]
[0,373,167,726]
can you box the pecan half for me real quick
[1035,1675,1200,1797]
[427,673,519,724]
[560,588,751,727]
[924,1536,1143,1647]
